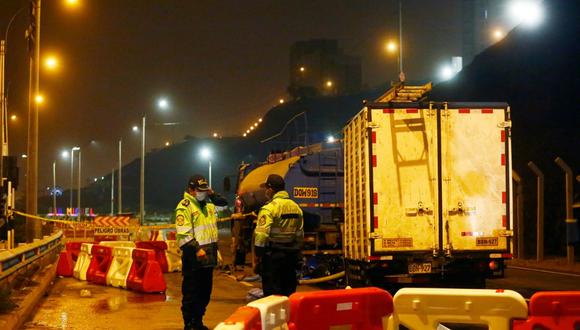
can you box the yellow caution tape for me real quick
[13,210,231,230]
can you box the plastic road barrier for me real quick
[106,247,135,288]
[214,306,262,330]
[513,291,580,329]
[165,240,182,272]
[99,240,136,248]
[65,242,85,261]
[247,295,290,330]
[56,250,75,277]
[73,243,94,280]
[389,288,528,330]
[127,248,166,293]
[135,241,169,273]
[288,287,393,330]
[86,245,114,285]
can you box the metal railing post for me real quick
[527,161,544,262]
[512,170,524,259]
[554,157,577,265]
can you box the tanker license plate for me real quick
[408,262,432,274]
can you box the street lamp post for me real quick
[52,161,56,215]
[140,116,145,224]
[77,150,81,221]
[69,146,79,213]
[118,139,122,214]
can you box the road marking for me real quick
[509,266,580,277]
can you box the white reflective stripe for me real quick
[255,240,266,247]
[193,223,217,233]
[196,237,218,245]
[178,236,193,248]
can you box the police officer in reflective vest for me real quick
[254,174,304,296]
[176,174,227,330]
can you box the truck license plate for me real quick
[408,262,432,274]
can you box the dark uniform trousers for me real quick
[181,244,215,328]
[261,247,300,297]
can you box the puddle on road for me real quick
[127,293,167,304]
[92,296,128,313]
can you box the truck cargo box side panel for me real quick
[371,107,439,253]
[441,107,510,252]
[343,109,370,260]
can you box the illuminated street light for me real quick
[509,0,544,28]
[93,178,98,182]
[165,141,170,146]
[246,129,250,134]
[385,40,397,53]
[440,65,455,81]
[327,135,336,143]
[132,125,139,132]
[326,80,333,88]
[199,147,212,187]
[213,132,218,138]
[65,0,80,7]
[61,150,69,159]
[253,122,258,126]
[21,154,28,159]
[299,66,305,72]
[250,126,254,131]
[44,56,59,71]
[157,97,169,110]
[35,94,44,104]
[492,29,504,41]
[279,99,284,104]
[243,133,247,137]
[258,118,262,122]
[10,114,17,121]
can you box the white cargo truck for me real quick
[343,87,513,287]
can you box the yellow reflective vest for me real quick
[255,191,304,249]
[175,192,218,248]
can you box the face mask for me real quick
[195,191,208,201]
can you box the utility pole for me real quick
[398,0,405,82]
[140,116,145,224]
[26,0,42,241]
[52,161,56,215]
[118,139,122,214]
[77,150,81,221]
[110,169,114,215]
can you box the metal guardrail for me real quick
[0,231,63,281]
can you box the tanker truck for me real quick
[231,142,345,279]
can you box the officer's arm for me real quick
[175,205,198,250]
[208,191,228,207]
[254,209,273,258]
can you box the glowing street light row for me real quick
[242,118,262,137]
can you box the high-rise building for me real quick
[288,39,361,98]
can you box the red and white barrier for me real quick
[127,248,166,293]
[73,243,94,281]
[247,295,290,330]
[56,250,75,277]
[86,245,113,285]
[106,247,135,288]
[135,241,169,273]
[513,291,580,329]
[165,240,182,272]
[288,287,393,330]
[214,306,262,330]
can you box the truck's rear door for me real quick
[370,106,440,254]
[440,104,511,253]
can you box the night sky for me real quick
[0,0,464,192]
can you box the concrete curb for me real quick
[0,264,57,330]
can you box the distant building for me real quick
[288,39,361,99]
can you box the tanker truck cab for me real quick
[232,143,345,277]
[343,99,513,288]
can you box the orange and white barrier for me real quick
[126,248,166,293]
[73,243,94,281]
[247,295,290,330]
[86,245,114,285]
[135,241,169,273]
[165,240,182,272]
[288,287,393,330]
[513,291,580,329]
[99,240,136,248]
[214,306,262,330]
[389,288,528,330]
[106,247,135,288]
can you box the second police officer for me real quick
[254,174,304,296]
